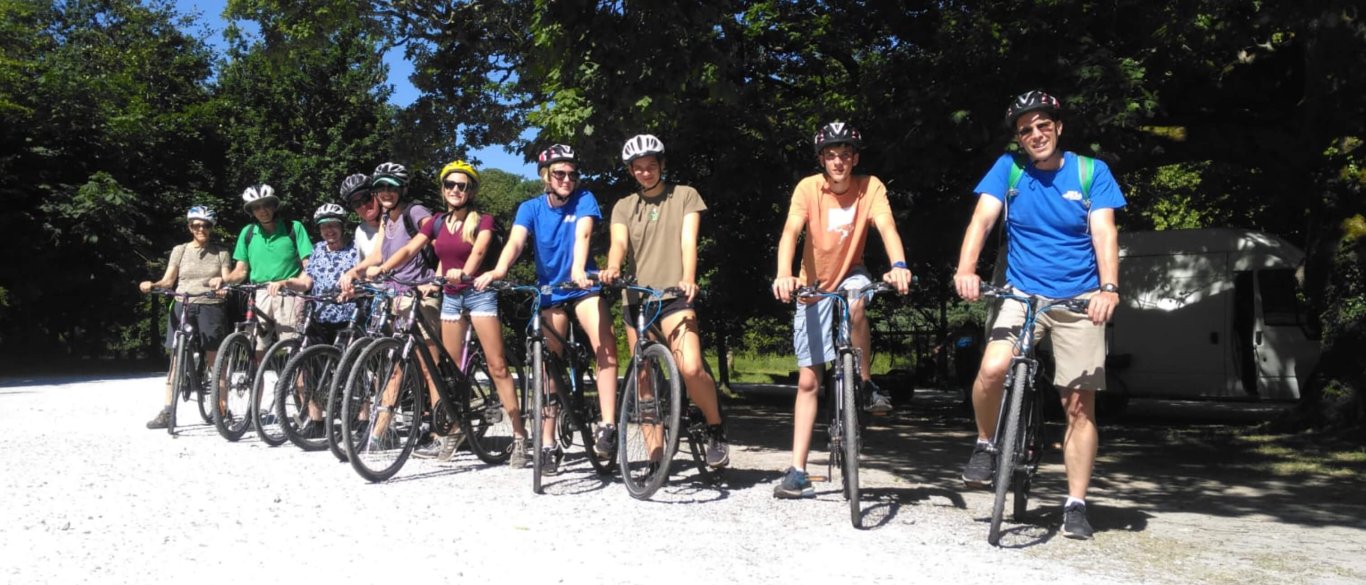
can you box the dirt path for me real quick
[0,375,1361,585]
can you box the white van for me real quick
[1110,228,1321,401]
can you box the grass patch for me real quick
[701,352,908,384]
[1237,433,1366,480]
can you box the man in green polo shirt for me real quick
[225,184,313,355]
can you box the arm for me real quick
[871,213,913,295]
[600,223,630,285]
[373,232,428,277]
[456,229,493,282]
[473,225,528,289]
[139,259,178,293]
[953,195,1004,301]
[570,216,595,287]
[679,211,701,303]
[771,214,807,303]
[1088,208,1120,324]
[225,260,249,285]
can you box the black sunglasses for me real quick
[442,180,472,192]
[551,170,580,181]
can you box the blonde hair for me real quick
[440,172,481,245]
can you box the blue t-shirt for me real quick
[306,241,361,324]
[973,151,1126,298]
[513,190,601,305]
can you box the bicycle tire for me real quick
[193,346,213,425]
[1013,375,1043,521]
[210,332,254,442]
[989,360,1031,546]
[167,335,188,436]
[841,351,862,528]
[618,343,683,500]
[326,337,375,462]
[278,344,340,451]
[341,337,422,482]
[463,352,516,465]
[551,354,615,475]
[251,338,299,446]
[531,340,547,494]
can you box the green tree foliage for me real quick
[0,0,219,357]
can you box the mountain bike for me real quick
[251,289,321,446]
[795,281,896,528]
[977,283,1089,546]
[150,288,219,436]
[339,275,514,482]
[273,289,367,451]
[322,282,394,462]
[487,280,613,494]
[210,283,271,442]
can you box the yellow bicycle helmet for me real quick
[439,159,480,187]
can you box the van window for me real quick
[1258,269,1319,338]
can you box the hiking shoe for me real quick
[1062,501,1095,540]
[539,448,561,476]
[593,424,617,459]
[412,434,442,459]
[299,420,326,439]
[508,437,528,468]
[438,429,466,461]
[864,379,893,414]
[773,467,814,499]
[705,424,730,468]
[961,442,995,487]
[146,408,171,430]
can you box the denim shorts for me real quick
[792,268,873,367]
[441,288,499,320]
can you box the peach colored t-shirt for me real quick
[788,174,892,291]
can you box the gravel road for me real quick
[1,375,1361,585]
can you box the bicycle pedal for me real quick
[807,474,829,482]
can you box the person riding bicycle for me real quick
[598,134,730,469]
[338,162,448,454]
[953,90,1125,539]
[375,160,529,465]
[138,206,232,429]
[770,122,914,499]
[224,184,313,358]
[273,203,363,438]
[474,144,621,477]
[339,173,381,261]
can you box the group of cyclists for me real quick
[139,90,1125,541]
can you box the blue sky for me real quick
[173,0,536,178]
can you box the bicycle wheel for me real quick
[326,337,374,462]
[1013,376,1044,521]
[167,336,189,436]
[559,356,615,475]
[278,344,340,451]
[210,332,254,442]
[989,361,1031,546]
[840,352,862,527]
[618,343,682,500]
[462,352,515,465]
[251,338,299,447]
[531,341,548,494]
[342,337,422,482]
[192,346,213,424]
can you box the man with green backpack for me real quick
[952,90,1126,540]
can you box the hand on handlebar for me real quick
[473,269,504,292]
[266,280,286,297]
[138,281,153,294]
[772,276,801,303]
[882,267,913,295]
[1086,290,1117,325]
[954,272,982,302]
[678,280,699,304]
[598,267,620,286]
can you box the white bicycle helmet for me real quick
[621,134,665,165]
[338,173,371,204]
[313,203,348,225]
[186,206,217,225]
[371,162,409,188]
[241,184,279,213]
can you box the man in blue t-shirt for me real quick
[952,90,1126,541]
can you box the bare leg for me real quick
[471,315,526,438]
[1060,388,1098,500]
[790,365,822,470]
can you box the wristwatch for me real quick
[892,261,908,270]
[1101,283,1120,294]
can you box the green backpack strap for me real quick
[1007,154,1026,194]
[1076,154,1095,209]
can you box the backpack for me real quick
[990,152,1097,289]
[398,204,440,272]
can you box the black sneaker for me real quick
[863,379,893,414]
[146,408,171,430]
[1062,501,1094,540]
[540,448,562,476]
[299,420,326,439]
[961,442,995,487]
[593,424,617,459]
[773,467,814,499]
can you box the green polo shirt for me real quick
[232,221,312,283]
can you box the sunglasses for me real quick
[550,170,580,182]
[189,222,212,230]
[1016,120,1056,138]
[442,180,472,192]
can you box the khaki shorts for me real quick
[393,292,442,340]
[989,290,1106,391]
[254,289,304,351]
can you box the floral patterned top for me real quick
[306,241,361,324]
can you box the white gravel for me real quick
[0,376,1359,585]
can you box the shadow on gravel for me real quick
[729,384,1366,532]
[541,473,613,496]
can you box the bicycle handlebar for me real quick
[978,283,1090,313]
[794,280,896,302]
[149,288,220,300]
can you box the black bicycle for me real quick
[251,288,324,446]
[795,281,895,528]
[322,281,394,462]
[150,288,219,436]
[272,289,367,451]
[977,283,1089,546]
[209,283,270,442]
